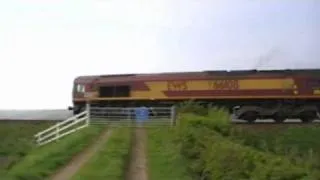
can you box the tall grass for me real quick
[174,101,319,179]
[71,127,131,180]
[147,127,192,180]
[0,121,54,172]
[231,126,320,175]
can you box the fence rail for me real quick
[89,106,176,127]
[34,104,176,146]
[34,110,89,146]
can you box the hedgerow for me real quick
[176,100,209,116]
[175,101,318,179]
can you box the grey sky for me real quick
[0,0,319,109]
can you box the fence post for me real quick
[86,102,91,125]
[127,108,132,127]
[170,106,176,127]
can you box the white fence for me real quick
[34,110,89,146]
[89,106,177,127]
[34,104,177,146]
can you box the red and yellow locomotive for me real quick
[69,69,320,123]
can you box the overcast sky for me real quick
[0,0,319,110]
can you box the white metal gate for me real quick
[88,105,177,127]
[34,104,177,146]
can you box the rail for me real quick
[34,110,90,146]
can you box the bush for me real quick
[203,134,310,180]
[176,100,209,116]
[147,127,192,180]
[175,106,317,180]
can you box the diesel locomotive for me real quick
[69,69,320,123]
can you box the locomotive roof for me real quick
[74,68,320,83]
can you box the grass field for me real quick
[6,125,105,180]
[0,121,54,175]
[2,103,320,180]
[172,102,320,179]
[230,126,320,176]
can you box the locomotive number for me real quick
[208,80,239,90]
[167,81,188,91]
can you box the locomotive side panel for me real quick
[130,78,299,99]
[72,75,320,102]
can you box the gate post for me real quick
[86,102,91,125]
[170,106,176,127]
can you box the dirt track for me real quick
[49,128,112,180]
[125,127,148,180]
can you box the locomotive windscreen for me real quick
[99,85,130,97]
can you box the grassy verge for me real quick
[166,101,320,179]
[147,127,191,180]
[175,106,318,179]
[232,126,320,155]
[0,121,54,172]
[71,127,131,180]
[230,125,320,176]
[6,125,105,180]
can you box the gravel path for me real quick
[49,128,112,180]
[125,127,148,180]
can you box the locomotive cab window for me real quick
[75,84,85,93]
[99,85,130,97]
[114,86,130,97]
[99,86,113,97]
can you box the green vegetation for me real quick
[6,125,105,180]
[2,101,320,179]
[0,121,54,174]
[231,126,320,177]
[147,127,191,180]
[71,127,131,180]
[173,101,320,179]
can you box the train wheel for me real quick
[273,113,286,123]
[274,117,286,123]
[242,111,258,123]
[300,111,317,123]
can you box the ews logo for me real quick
[167,81,188,91]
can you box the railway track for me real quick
[231,119,320,124]
[232,121,320,125]
[231,119,320,130]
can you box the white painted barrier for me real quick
[34,110,90,146]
